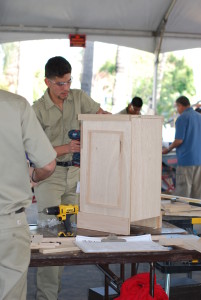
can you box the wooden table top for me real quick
[30,222,201,268]
[30,246,201,267]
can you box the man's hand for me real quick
[96,107,111,114]
[68,140,80,153]
[31,159,56,183]
[29,166,38,187]
[162,139,183,155]
[54,141,80,157]
[162,148,169,155]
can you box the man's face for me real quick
[127,104,141,115]
[176,103,184,114]
[45,73,72,101]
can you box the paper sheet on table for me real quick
[75,234,168,253]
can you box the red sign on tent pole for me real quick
[69,34,86,47]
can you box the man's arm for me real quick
[96,107,111,114]
[54,140,80,157]
[30,159,56,183]
[162,139,183,154]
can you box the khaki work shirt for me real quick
[33,89,100,162]
[118,107,128,114]
[0,90,56,215]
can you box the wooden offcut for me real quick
[30,235,79,254]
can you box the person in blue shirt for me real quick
[163,96,201,198]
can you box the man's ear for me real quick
[127,103,133,113]
[44,78,50,87]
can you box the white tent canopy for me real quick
[1,0,201,53]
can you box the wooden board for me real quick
[31,235,79,253]
[39,244,79,254]
[161,200,201,213]
[161,193,201,204]
[132,215,162,229]
[164,211,201,217]
[31,243,61,249]
[158,237,201,252]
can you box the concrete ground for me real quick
[27,263,201,300]
[27,264,147,300]
[27,265,104,300]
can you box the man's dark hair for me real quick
[176,96,190,107]
[131,96,143,108]
[195,107,201,114]
[45,56,72,78]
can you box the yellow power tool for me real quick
[43,204,79,237]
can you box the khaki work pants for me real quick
[34,166,80,300]
[0,212,30,300]
[175,165,201,199]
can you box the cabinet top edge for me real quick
[78,114,164,121]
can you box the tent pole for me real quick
[151,0,177,114]
[152,53,159,114]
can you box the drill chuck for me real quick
[43,206,60,215]
[68,130,80,140]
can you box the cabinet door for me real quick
[78,119,131,234]
[131,117,162,222]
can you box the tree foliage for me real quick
[0,43,19,92]
[33,69,46,101]
[157,54,195,121]
[99,61,116,74]
[132,77,153,106]
[130,53,195,121]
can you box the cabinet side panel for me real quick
[131,118,162,222]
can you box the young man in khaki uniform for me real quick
[0,89,56,300]
[118,96,143,115]
[33,56,108,300]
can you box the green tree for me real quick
[100,61,116,74]
[0,42,20,92]
[33,69,46,101]
[131,53,195,121]
[132,77,153,106]
[157,54,195,121]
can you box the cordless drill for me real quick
[43,204,79,237]
[68,130,80,167]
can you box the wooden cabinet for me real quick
[77,115,163,235]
